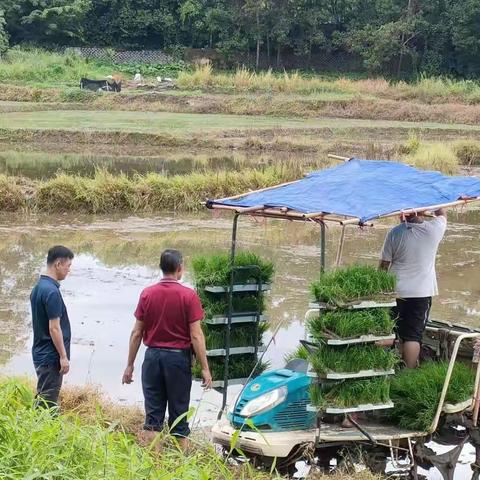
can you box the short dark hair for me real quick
[160,249,183,273]
[47,245,74,265]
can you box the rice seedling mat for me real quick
[206,345,267,357]
[307,332,396,346]
[204,284,271,293]
[204,313,268,325]
[309,299,396,310]
[307,401,394,414]
[308,368,395,380]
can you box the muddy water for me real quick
[1,210,479,428]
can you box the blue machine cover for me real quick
[209,159,480,223]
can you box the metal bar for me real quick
[320,221,326,274]
[335,225,346,267]
[472,357,480,426]
[428,332,480,434]
[219,213,239,419]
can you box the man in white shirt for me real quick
[379,209,447,368]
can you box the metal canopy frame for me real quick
[211,159,480,415]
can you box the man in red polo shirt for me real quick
[122,249,212,448]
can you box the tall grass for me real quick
[452,140,480,166]
[0,378,273,479]
[7,167,298,213]
[389,361,475,431]
[178,66,480,104]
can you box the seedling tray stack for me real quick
[191,252,273,388]
[306,265,398,415]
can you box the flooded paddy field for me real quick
[1,209,479,426]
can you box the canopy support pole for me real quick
[320,221,326,275]
[218,213,239,419]
[335,225,346,267]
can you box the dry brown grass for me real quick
[0,174,26,210]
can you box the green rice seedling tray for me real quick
[204,313,268,325]
[204,284,271,293]
[307,401,394,414]
[206,345,266,357]
[308,333,396,346]
[309,299,396,310]
[308,368,395,380]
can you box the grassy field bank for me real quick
[0,377,380,479]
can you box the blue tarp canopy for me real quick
[207,159,480,224]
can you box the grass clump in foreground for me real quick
[310,345,398,375]
[389,361,475,431]
[0,378,274,480]
[0,175,25,211]
[310,377,391,409]
[310,265,396,305]
[308,308,395,341]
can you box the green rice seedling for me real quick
[310,265,396,305]
[192,251,274,288]
[308,308,394,341]
[200,291,266,317]
[389,361,475,431]
[203,322,268,350]
[284,345,310,363]
[310,345,399,375]
[310,377,391,409]
[192,354,269,381]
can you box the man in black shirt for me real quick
[31,245,74,407]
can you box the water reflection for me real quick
[0,210,479,406]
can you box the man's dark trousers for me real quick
[142,347,192,437]
[35,362,63,408]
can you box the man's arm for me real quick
[122,319,144,384]
[190,321,212,389]
[49,318,69,374]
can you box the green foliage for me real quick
[0,9,9,53]
[192,251,274,289]
[310,265,396,305]
[310,377,391,409]
[308,308,395,341]
[390,361,475,431]
[310,345,398,375]
[110,61,188,79]
[0,378,271,479]
[284,345,309,363]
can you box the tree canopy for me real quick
[0,0,479,77]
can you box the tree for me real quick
[0,10,9,53]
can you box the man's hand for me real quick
[122,365,134,384]
[201,368,212,390]
[59,356,70,375]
